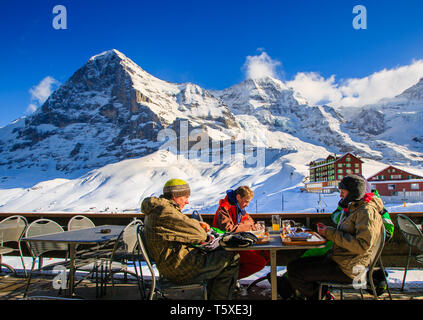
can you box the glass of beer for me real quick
[272,215,280,231]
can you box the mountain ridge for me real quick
[1,49,422,189]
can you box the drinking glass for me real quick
[272,215,280,231]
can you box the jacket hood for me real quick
[349,192,384,213]
[141,196,179,216]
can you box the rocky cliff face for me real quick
[0,50,241,174]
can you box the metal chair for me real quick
[67,215,95,231]
[318,226,392,300]
[105,219,144,297]
[396,214,423,291]
[0,215,28,276]
[136,224,207,300]
[67,215,107,296]
[23,218,69,297]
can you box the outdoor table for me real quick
[225,231,326,300]
[23,224,125,297]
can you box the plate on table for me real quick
[281,231,326,245]
[250,231,270,244]
[286,232,312,241]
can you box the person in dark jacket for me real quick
[286,175,383,299]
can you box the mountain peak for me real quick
[396,77,423,101]
[244,76,289,90]
[89,49,127,62]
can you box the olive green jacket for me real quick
[325,196,383,279]
[141,196,208,283]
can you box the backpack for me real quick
[220,232,258,248]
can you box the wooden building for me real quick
[368,165,423,197]
[305,153,363,193]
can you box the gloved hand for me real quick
[201,234,221,251]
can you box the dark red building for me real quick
[368,166,423,197]
[305,153,363,193]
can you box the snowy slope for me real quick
[1,49,423,212]
[0,146,409,213]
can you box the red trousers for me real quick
[238,250,270,279]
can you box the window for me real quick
[346,157,351,162]
[346,169,352,174]
[391,175,402,179]
[346,163,351,168]
[411,183,419,190]
[337,169,343,173]
[354,163,360,167]
[354,169,360,173]
[388,184,396,190]
[338,175,343,180]
[337,163,343,167]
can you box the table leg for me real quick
[270,250,277,300]
[68,244,76,297]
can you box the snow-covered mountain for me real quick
[339,77,423,163]
[0,50,241,182]
[212,77,376,157]
[0,49,422,212]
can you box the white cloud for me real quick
[287,60,423,107]
[27,76,60,113]
[243,51,281,80]
[26,104,38,113]
[286,72,343,106]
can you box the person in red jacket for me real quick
[213,186,270,279]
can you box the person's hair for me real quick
[235,186,254,199]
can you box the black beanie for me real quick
[338,174,367,205]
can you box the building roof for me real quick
[308,152,362,167]
[368,165,423,180]
[369,179,423,184]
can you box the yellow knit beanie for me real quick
[163,179,191,198]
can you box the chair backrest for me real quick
[25,219,68,258]
[396,214,423,251]
[0,215,28,245]
[111,219,143,260]
[191,210,203,222]
[67,215,95,231]
[122,219,143,254]
[136,224,156,300]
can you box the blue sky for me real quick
[1,0,423,127]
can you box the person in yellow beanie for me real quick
[141,178,240,300]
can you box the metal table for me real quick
[225,231,326,300]
[23,224,125,297]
